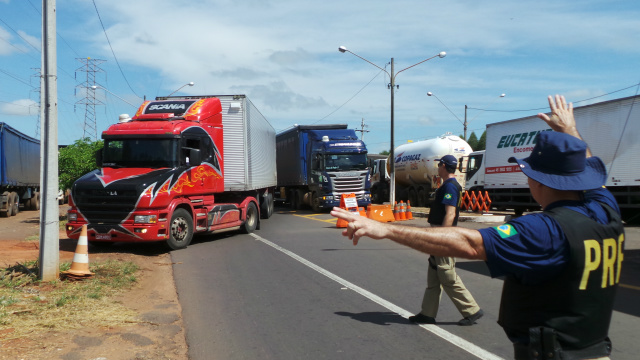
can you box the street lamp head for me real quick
[427,92,433,96]
[500,93,506,97]
[438,51,447,58]
[188,82,194,86]
[338,46,348,53]
[90,85,98,90]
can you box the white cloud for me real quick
[0,99,39,116]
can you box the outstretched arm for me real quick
[537,94,592,157]
[330,207,487,260]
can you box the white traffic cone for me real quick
[62,224,94,279]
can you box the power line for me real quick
[468,82,640,113]
[92,0,141,98]
[313,68,385,124]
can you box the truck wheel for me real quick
[417,189,427,208]
[166,208,193,250]
[260,193,273,219]
[311,192,322,212]
[408,188,418,207]
[7,192,17,217]
[0,191,11,217]
[32,192,40,211]
[11,192,19,216]
[241,202,258,234]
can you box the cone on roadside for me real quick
[61,224,94,280]
[393,201,400,220]
[399,201,407,220]
[406,200,413,220]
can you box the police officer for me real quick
[408,154,484,326]
[331,95,623,360]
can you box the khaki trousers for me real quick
[420,255,481,318]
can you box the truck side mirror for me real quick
[188,148,202,167]
[95,149,103,167]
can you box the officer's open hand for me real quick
[330,207,388,246]
[537,95,580,138]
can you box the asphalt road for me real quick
[171,207,640,360]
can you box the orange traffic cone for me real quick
[62,224,94,280]
[399,201,407,220]
[393,201,400,220]
[406,200,413,220]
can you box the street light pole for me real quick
[428,92,505,141]
[168,81,194,97]
[339,46,446,206]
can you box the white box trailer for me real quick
[465,95,640,220]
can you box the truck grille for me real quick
[74,187,139,223]
[330,173,367,199]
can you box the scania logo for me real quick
[148,103,187,111]
[109,191,118,196]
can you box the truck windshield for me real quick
[466,153,483,180]
[102,138,179,168]
[325,153,368,171]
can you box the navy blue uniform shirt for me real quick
[479,187,620,285]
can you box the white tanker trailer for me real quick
[369,133,472,207]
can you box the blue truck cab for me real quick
[276,124,371,211]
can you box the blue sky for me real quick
[1,0,639,153]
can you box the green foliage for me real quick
[59,138,104,190]
[379,150,390,155]
[477,130,487,151]
[466,132,479,151]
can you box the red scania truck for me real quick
[65,95,276,249]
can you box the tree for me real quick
[477,130,487,151]
[466,132,479,150]
[379,150,390,155]
[59,138,104,191]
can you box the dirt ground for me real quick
[0,206,188,360]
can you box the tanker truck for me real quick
[370,133,472,207]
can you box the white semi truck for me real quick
[370,133,472,207]
[465,95,640,221]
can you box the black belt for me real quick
[513,328,611,360]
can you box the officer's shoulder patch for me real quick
[494,224,518,239]
[444,193,452,200]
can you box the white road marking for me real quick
[250,233,504,360]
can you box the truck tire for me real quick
[166,208,193,250]
[32,192,40,211]
[311,192,322,212]
[408,188,418,207]
[260,193,274,219]
[10,192,19,216]
[0,191,11,217]
[417,189,427,208]
[241,202,258,234]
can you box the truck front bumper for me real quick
[319,193,371,209]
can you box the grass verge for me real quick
[0,259,140,340]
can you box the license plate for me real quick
[95,234,111,240]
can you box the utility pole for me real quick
[39,0,59,281]
[355,118,369,141]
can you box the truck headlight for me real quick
[67,212,77,222]
[134,215,157,224]
[323,196,333,201]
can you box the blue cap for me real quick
[437,155,458,167]
[508,131,606,191]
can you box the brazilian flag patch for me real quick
[495,224,518,239]
[444,193,452,200]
